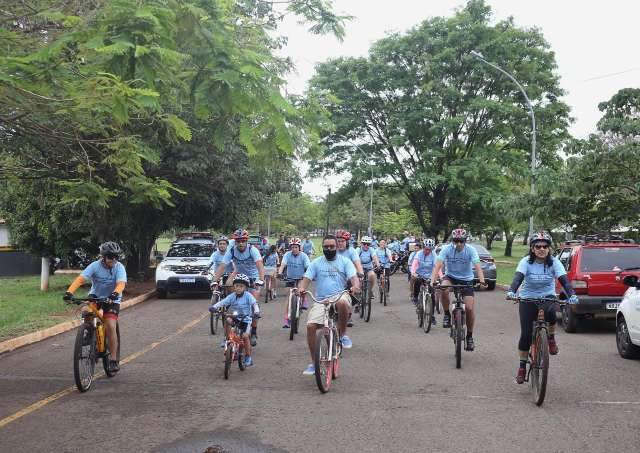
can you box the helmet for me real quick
[217,235,229,244]
[335,230,351,241]
[290,238,301,247]
[99,241,122,256]
[233,273,251,287]
[361,236,372,245]
[232,229,249,240]
[451,229,468,241]
[529,231,552,247]
[423,238,435,249]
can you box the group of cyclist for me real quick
[62,227,578,384]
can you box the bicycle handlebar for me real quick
[67,296,110,304]
[434,283,475,289]
[301,290,350,305]
[506,296,564,304]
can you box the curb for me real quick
[0,290,157,355]
[497,284,509,291]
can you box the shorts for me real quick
[306,294,351,325]
[226,318,252,335]
[264,267,276,276]
[98,301,120,320]
[443,275,474,297]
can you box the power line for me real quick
[582,67,640,83]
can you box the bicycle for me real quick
[305,290,349,394]
[416,280,435,333]
[435,283,474,369]
[66,297,120,392]
[208,279,228,335]
[507,295,567,406]
[221,310,251,380]
[285,278,305,340]
[359,272,372,322]
[377,267,390,306]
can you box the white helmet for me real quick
[361,236,372,244]
[423,238,435,249]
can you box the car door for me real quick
[627,287,640,343]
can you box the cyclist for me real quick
[506,231,578,384]
[212,229,265,347]
[205,235,233,285]
[355,236,380,298]
[278,238,311,328]
[371,235,379,248]
[296,234,360,375]
[63,242,126,373]
[430,228,486,351]
[209,273,260,367]
[411,239,437,324]
[336,230,364,324]
[407,240,421,283]
[302,235,315,257]
[374,239,395,292]
[388,237,401,254]
[263,245,279,299]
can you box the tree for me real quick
[307,0,570,241]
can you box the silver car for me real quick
[470,243,497,290]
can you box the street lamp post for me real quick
[351,145,374,237]
[470,50,537,241]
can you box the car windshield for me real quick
[167,243,214,258]
[580,247,640,272]
[470,244,491,256]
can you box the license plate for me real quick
[606,302,620,310]
[179,278,196,283]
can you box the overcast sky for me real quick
[277,0,640,197]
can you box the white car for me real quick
[615,272,640,359]
[155,238,215,299]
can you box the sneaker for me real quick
[244,356,254,367]
[250,334,257,347]
[340,336,353,349]
[109,360,119,372]
[431,316,437,325]
[516,367,526,384]
[465,336,475,351]
[548,336,559,355]
[303,364,315,375]
[442,313,451,328]
[282,320,290,329]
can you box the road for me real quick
[1,275,639,452]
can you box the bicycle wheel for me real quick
[383,279,388,306]
[264,281,270,304]
[530,328,549,406]
[103,322,121,377]
[73,324,96,392]
[416,291,424,328]
[238,344,246,371]
[454,310,463,369]
[359,284,367,319]
[332,330,341,379]
[289,292,297,341]
[364,294,372,322]
[423,292,433,334]
[224,344,232,379]
[210,293,220,335]
[314,330,332,393]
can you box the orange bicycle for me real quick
[67,297,120,392]
[221,310,250,379]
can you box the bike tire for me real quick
[73,324,96,392]
[289,292,297,341]
[210,292,220,335]
[264,281,270,304]
[103,322,121,377]
[359,285,367,319]
[238,344,246,371]
[531,328,549,406]
[454,310,463,369]
[224,345,232,379]
[364,296,372,322]
[332,331,341,379]
[314,330,332,393]
[416,293,424,328]
[423,292,433,334]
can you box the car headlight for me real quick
[161,264,173,271]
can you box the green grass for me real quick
[0,275,93,341]
[489,242,529,286]
[155,237,173,253]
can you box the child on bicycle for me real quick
[63,242,126,373]
[506,231,578,384]
[209,273,260,367]
[264,245,279,299]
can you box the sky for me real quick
[276,0,640,197]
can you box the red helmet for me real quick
[529,231,552,246]
[232,229,249,240]
[290,237,301,247]
[335,230,351,241]
[451,228,468,241]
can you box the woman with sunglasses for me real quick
[63,242,127,373]
[506,231,578,384]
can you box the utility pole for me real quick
[325,187,331,235]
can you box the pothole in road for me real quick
[153,428,286,453]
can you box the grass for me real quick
[0,274,93,341]
[490,242,529,286]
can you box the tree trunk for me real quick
[521,231,528,246]
[504,233,514,257]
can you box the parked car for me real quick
[616,272,640,359]
[155,237,215,299]
[554,236,640,332]
[469,243,497,290]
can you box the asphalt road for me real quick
[1,275,639,453]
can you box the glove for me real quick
[63,291,73,301]
[254,279,264,287]
[506,291,516,300]
[108,292,120,303]
[208,305,217,313]
[357,272,364,279]
[568,295,579,305]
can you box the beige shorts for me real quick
[306,294,351,325]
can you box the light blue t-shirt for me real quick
[222,245,262,279]
[209,250,233,275]
[375,247,393,268]
[371,239,379,248]
[516,256,567,298]
[282,251,311,280]
[413,250,435,279]
[264,253,278,267]
[304,255,356,300]
[338,247,360,266]
[388,241,400,253]
[355,246,375,270]
[436,243,480,281]
[213,291,258,323]
[81,260,127,304]
[302,240,314,255]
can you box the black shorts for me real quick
[443,275,474,297]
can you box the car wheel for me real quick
[562,304,577,333]
[157,289,167,299]
[616,317,640,359]
[487,281,496,291]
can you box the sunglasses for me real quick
[104,254,118,260]
[534,244,549,250]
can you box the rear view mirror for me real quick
[622,275,640,288]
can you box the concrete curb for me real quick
[0,290,157,355]
[497,284,509,291]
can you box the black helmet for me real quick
[99,241,122,256]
